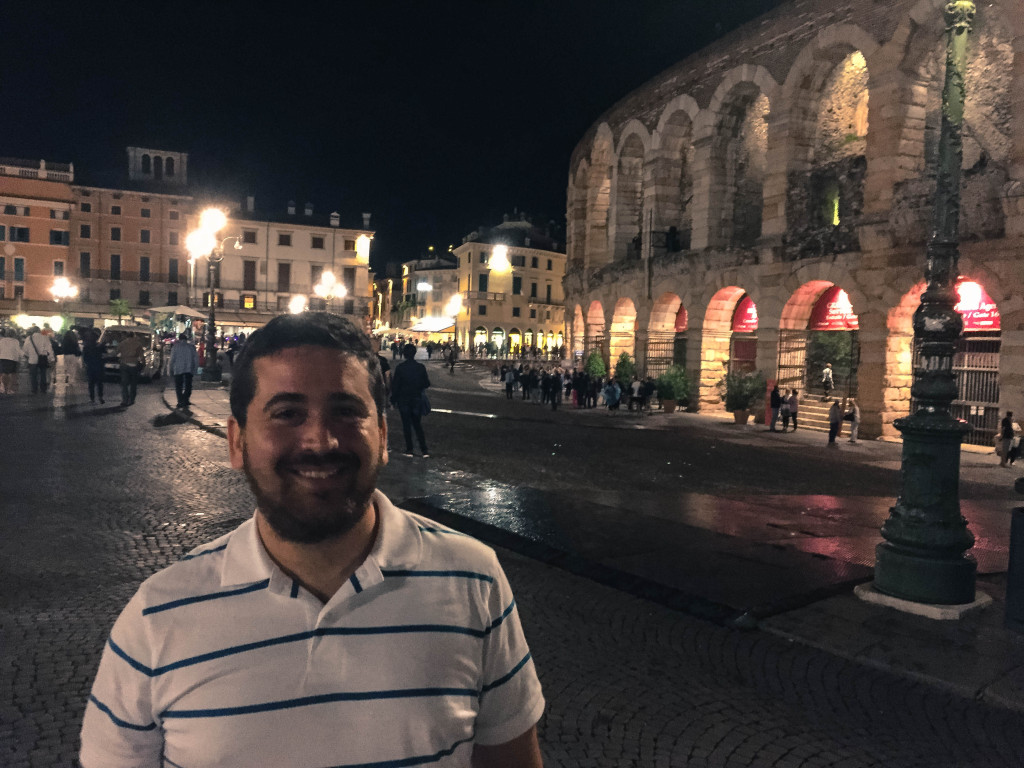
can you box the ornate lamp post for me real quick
[445,293,463,347]
[314,270,348,313]
[872,0,977,605]
[186,208,241,383]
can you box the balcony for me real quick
[466,291,505,301]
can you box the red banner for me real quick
[732,295,758,333]
[809,285,859,331]
[956,280,1000,332]
[675,305,688,332]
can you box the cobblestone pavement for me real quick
[2,377,1024,766]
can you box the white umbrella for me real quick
[147,305,208,319]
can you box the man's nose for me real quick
[299,415,339,452]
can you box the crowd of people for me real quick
[492,363,659,414]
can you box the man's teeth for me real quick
[296,468,339,478]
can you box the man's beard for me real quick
[242,446,380,544]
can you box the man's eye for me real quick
[270,409,302,421]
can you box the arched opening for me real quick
[658,110,694,252]
[524,329,534,349]
[909,279,1001,446]
[699,286,750,408]
[508,327,522,356]
[491,327,506,355]
[778,281,860,398]
[572,305,585,358]
[710,85,769,249]
[614,133,645,262]
[141,154,151,174]
[153,156,164,180]
[609,297,637,365]
[473,326,488,354]
[165,157,175,176]
[569,165,589,267]
[585,300,606,364]
[647,292,687,378]
[730,294,759,375]
[586,131,614,268]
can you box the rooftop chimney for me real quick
[304,202,313,217]
[246,195,255,212]
[287,200,296,215]
[330,212,340,227]
[362,212,371,229]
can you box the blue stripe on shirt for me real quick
[181,542,228,560]
[481,652,532,694]
[350,573,363,593]
[486,600,515,634]
[162,687,476,719]
[141,579,270,616]
[381,569,493,583]
[111,623,491,677]
[417,525,469,537]
[89,694,157,731]
[325,735,475,768]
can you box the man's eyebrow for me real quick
[262,393,306,411]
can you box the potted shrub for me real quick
[584,350,607,379]
[718,370,766,424]
[655,365,689,414]
[613,352,637,390]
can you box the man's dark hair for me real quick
[402,343,417,360]
[230,312,386,427]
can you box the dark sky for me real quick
[3,0,780,271]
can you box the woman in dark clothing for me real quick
[81,328,106,404]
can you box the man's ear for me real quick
[228,417,245,469]
[378,412,388,466]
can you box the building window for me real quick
[110,227,121,241]
[276,295,292,311]
[344,239,355,250]
[80,202,92,213]
[278,232,292,246]
[140,229,151,244]
[110,254,121,280]
[343,267,355,294]
[343,299,354,315]
[311,235,325,249]
[530,282,537,298]
[169,231,179,246]
[49,230,69,245]
[546,311,551,320]
[0,286,4,298]
[512,276,522,295]
[50,209,69,220]
[243,260,257,291]
[203,292,224,308]
[547,259,552,270]
[141,208,151,218]
[80,224,92,239]
[277,263,291,292]
[110,288,121,300]
[13,285,23,298]
[531,257,538,268]
[166,157,175,176]
[546,285,552,302]
[111,205,121,215]
[311,264,324,285]
[530,308,537,319]
[139,290,150,306]
[309,297,327,311]
[512,306,521,317]
[168,290,178,305]
[169,210,179,220]
[241,295,256,310]
[0,225,4,241]
[0,257,4,280]
[4,204,16,215]
[168,258,179,283]
[54,261,64,277]
[79,253,91,277]
[243,229,257,244]
[479,252,487,264]
[140,256,150,282]
[10,227,29,242]
[478,274,488,292]
[478,305,487,316]
[511,255,525,268]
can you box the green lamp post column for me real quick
[873,0,977,605]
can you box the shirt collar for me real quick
[220,490,422,588]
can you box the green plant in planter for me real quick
[584,350,606,378]
[718,370,767,412]
[613,352,636,388]
[655,365,690,402]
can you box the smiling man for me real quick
[80,312,545,768]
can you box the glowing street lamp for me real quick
[288,295,308,314]
[50,277,79,322]
[488,244,511,273]
[313,270,348,312]
[186,207,241,382]
[444,293,463,344]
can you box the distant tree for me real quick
[109,299,131,325]
[584,350,606,378]
[613,352,637,388]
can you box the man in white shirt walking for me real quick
[22,325,54,394]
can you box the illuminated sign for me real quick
[809,285,859,331]
[731,295,758,333]
[956,280,1000,332]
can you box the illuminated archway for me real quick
[473,326,489,353]
[508,327,522,355]
[585,300,607,363]
[778,281,860,397]
[609,297,637,366]
[491,327,506,355]
[572,305,586,357]
[647,292,687,377]
[699,286,753,409]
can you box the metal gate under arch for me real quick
[777,329,808,393]
[778,328,860,398]
[645,331,686,378]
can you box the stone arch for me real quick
[653,96,699,250]
[613,131,647,262]
[585,299,607,361]
[586,124,614,268]
[153,155,164,180]
[141,154,151,174]
[609,297,638,365]
[703,68,777,249]
[647,292,688,376]
[571,304,586,356]
[568,161,589,264]
[699,286,751,408]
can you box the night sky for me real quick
[4,1,781,271]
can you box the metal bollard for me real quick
[1006,479,1024,633]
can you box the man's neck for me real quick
[255,503,379,604]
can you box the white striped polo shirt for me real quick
[80,490,545,768]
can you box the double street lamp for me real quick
[444,293,463,347]
[314,270,348,312]
[186,208,241,382]
[50,277,79,323]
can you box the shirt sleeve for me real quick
[79,592,163,767]
[474,553,545,746]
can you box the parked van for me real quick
[98,326,164,381]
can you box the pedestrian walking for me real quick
[505,367,516,399]
[828,399,842,446]
[788,389,799,431]
[0,328,21,394]
[169,333,199,409]
[80,312,544,768]
[821,363,834,398]
[391,342,431,457]
[449,342,458,374]
[780,393,791,432]
[769,384,782,431]
[1000,411,1015,467]
[117,333,145,406]
[845,398,861,443]
[551,369,563,411]
[81,329,106,404]
[22,325,54,394]
[60,326,81,383]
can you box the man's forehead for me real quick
[252,347,370,393]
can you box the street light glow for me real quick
[186,230,217,259]
[417,282,433,292]
[488,244,511,273]
[444,293,463,318]
[289,295,308,314]
[50,277,79,301]
[198,207,228,233]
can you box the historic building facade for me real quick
[564,0,1023,443]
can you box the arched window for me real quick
[165,157,175,176]
[154,156,164,180]
[141,154,151,174]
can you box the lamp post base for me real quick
[874,542,977,606]
[201,364,222,383]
